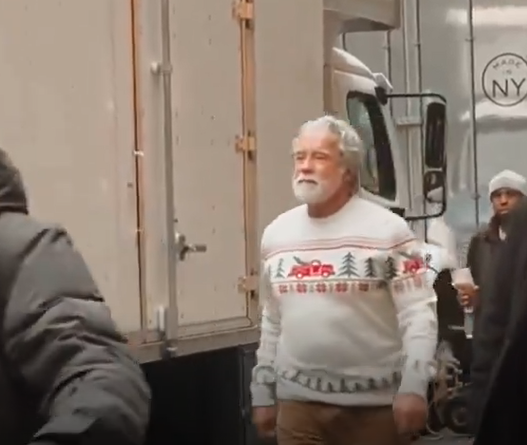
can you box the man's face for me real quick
[291,131,350,204]
[491,188,522,215]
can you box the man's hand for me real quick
[393,393,428,434]
[455,283,479,308]
[252,406,278,438]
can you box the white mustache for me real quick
[295,176,319,184]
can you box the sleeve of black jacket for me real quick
[465,234,478,282]
[2,226,151,445]
[469,230,518,434]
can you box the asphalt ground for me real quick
[416,430,471,445]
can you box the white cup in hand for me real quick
[452,267,477,308]
[451,267,474,287]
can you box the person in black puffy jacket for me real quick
[0,147,151,445]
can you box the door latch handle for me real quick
[174,232,207,261]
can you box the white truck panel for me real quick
[169,0,248,335]
[255,0,324,231]
[0,0,141,332]
[128,0,168,335]
[134,0,253,346]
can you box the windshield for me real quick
[346,91,396,201]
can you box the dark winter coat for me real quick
[0,148,151,445]
[467,242,504,435]
[466,220,505,332]
[465,217,507,435]
[473,198,527,445]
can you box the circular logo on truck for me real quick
[482,53,527,107]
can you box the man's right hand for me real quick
[252,406,278,438]
[455,283,479,308]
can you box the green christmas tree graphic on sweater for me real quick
[274,258,285,278]
[424,253,432,266]
[338,252,358,277]
[385,256,397,280]
[364,257,377,278]
[293,256,308,265]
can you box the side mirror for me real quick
[422,101,447,217]
[424,170,446,196]
[385,91,448,221]
[424,101,447,169]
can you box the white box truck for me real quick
[0,0,446,442]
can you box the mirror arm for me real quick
[386,92,447,103]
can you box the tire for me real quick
[443,395,469,435]
[419,385,445,436]
[425,402,445,435]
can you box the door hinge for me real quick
[235,134,256,153]
[233,1,254,22]
[238,274,259,293]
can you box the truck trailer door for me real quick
[133,0,259,357]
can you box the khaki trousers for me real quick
[276,400,411,445]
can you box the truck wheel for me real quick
[443,396,469,435]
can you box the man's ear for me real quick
[344,169,358,192]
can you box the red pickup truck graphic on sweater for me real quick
[402,257,424,274]
[288,260,335,279]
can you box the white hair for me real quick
[293,115,364,172]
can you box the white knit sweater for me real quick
[251,195,438,407]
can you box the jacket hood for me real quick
[0,148,28,213]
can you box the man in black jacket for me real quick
[460,170,526,434]
[462,170,526,318]
[474,197,527,445]
[0,148,151,445]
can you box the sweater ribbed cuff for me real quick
[251,382,276,407]
[397,369,429,399]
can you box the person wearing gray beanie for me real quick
[487,169,527,226]
[461,169,526,435]
[460,170,526,308]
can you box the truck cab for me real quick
[330,48,408,211]
[324,3,448,236]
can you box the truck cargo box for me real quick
[0,0,325,361]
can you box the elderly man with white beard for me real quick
[250,115,438,445]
